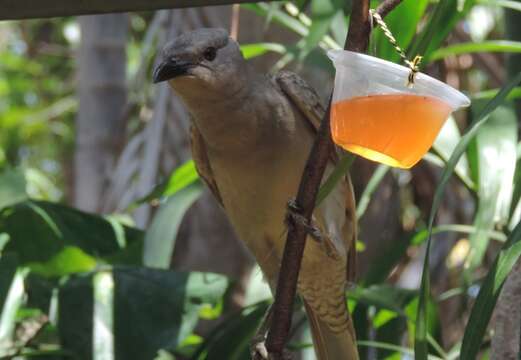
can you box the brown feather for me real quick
[189,125,224,207]
[275,70,357,281]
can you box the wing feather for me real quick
[275,70,357,281]
[190,125,224,208]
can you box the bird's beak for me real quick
[153,59,194,83]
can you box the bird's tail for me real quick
[304,301,359,360]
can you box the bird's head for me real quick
[153,28,247,98]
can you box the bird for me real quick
[153,28,359,360]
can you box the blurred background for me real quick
[0,0,520,359]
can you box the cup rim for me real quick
[327,49,471,109]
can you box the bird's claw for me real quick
[285,198,324,242]
[251,338,269,360]
[250,339,293,360]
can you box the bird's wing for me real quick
[190,125,224,207]
[275,70,357,278]
[275,71,342,163]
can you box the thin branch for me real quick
[230,4,241,40]
[264,0,404,358]
[0,0,277,20]
[376,0,404,19]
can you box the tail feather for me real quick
[304,301,359,360]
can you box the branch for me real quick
[264,0,404,358]
[0,0,275,21]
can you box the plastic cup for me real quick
[327,49,471,169]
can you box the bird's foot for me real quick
[285,199,339,259]
[285,199,323,242]
[250,339,293,360]
[251,335,268,360]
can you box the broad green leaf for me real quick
[143,182,203,268]
[0,168,27,210]
[467,105,517,270]
[430,40,521,61]
[26,246,97,278]
[192,300,270,360]
[0,200,143,265]
[372,0,429,63]
[415,72,521,360]
[58,268,229,360]
[329,10,348,46]
[460,219,521,359]
[432,116,474,190]
[362,230,412,286]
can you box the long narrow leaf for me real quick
[356,164,389,219]
[430,40,521,61]
[143,182,203,268]
[316,153,355,205]
[460,220,521,359]
[409,0,475,62]
[477,0,521,12]
[414,72,521,360]
[467,105,517,270]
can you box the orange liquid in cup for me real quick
[331,94,452,168]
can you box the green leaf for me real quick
[411,224,507,246]
[356,164,389,219]
[358,340,443,360]
[477,0,521,11]
[471,86,521,101]
[409,0,476,62]
[242,3,309,37]
[430,40,521,61]
[432,116,474,190]
[373,0,429,63]
[362,230,413,286]
[1,200,143,266]
[0,255,27,356]
[298,0,338,59]
[26,246,98,277]
[348,285,417,315]
[240,43,287,59]
[467,105,517,270]
[143,182,203,268]
[192,300,270,360]
[460,220,521,359]
[131,160,200,208]
[58,268,229,360]
[0,168,27,210]
[93,271,115,360]
[414,72,521,360]
[316,153,355,205]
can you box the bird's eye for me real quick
[203,47,217,61]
